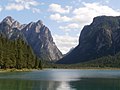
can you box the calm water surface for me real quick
[0,69,120,90]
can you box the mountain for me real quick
[57,16,120,64]
[0,16,62,61]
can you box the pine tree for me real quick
[0,34,41,69]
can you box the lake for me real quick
[0,69,120,90]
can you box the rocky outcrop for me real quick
[57,16,120,64]
[0,16,62,61]
[0,16,25,39]
[22,20,62,61]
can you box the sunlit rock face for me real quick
[58,16,120,64]
[0,16,63,61]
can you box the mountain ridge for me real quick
[57,16,120,64]
[0,16,62,61]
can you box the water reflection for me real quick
[70,78,120,90]
[0,79,73,90]
[0,78,120,90]
[57,82,75,90]
[0,69,120,90]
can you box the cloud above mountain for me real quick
[49,2,120,53]
[4,0,41,13]
[50,2,120,31]
[49,3,72,14]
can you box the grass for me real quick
[0,68,39,72]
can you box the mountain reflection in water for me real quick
[0,69,120,90]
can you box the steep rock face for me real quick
[0,16,62,61]
[0,16,25,39]
[22,21,62,61]
[57,16,120,64]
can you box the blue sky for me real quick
[0,0,120,54]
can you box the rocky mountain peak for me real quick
[22,20,62,61]
[2,16,14,23]
[2,16,15,28]
[57,16,120,64]
[1,16,24,30]
[0,16,63,61]
[36,20,43,24]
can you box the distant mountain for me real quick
[0,16,62,61]
[57,16,120,64]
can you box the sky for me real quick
[0,0,120,54]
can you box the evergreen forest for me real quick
[0,34,42,69]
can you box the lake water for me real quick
[0,69,120,90]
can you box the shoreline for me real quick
[45,67,120,70]
[0,68,40,72]
[0,67,120,73]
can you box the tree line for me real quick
[0,34,42,69]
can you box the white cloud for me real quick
[5,0,40,12]
[0,6,2,12]
[53,34,78,54]
[40,2,45,5]
[32,8,41,13]
[5,3,24,11]
[52,2,120,32]
[50,13,71,22]
[73,2,120,16]
[59,23,81,32]
[65,6,73,11]
[15,0,39,7]
[68,2,120,31]
[72,2,120,24]
[105,0,110,4]
[49,3,71,14]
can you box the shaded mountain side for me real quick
[57,16,120,64]
[79,52,120,68]
[44,52,120,68]
[0,16,62,61]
